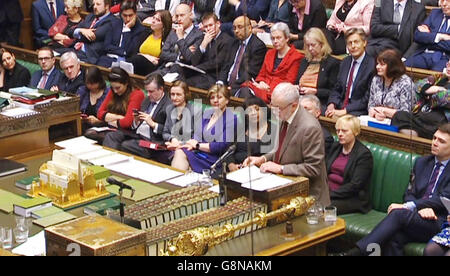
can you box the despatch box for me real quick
[45,214,147,256]
[225,176,309,225]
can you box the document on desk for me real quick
[167,172,202,187]
[89,153,131,166]
[106,160,183,183]
[12,230,46,256]
[241,174,293,191]
[0,107,39,117]
[74,148,116,161]
[55,136,98,148]
[226,165,270,184]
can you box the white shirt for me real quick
[227,34,252,82]
[136,98,163,139]
[347,52,366,99]
[393,0,406,31]
[155,0,180,16]
[214,0,224,19]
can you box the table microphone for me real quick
[106,177,135,198]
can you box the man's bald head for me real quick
[233,16,253,41]
[175,3,193,29]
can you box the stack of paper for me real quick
[226,166,293,191]
[0,107,39,117]
[166,172,202,187]
[226,165,270,183]
[12,231,46,256]
[106,160,183,184]
[55,136,97,148]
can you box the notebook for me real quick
[0,158,27,177]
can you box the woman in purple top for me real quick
[326,115,373,215]
[171,84,237,174]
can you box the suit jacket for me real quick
[30,68,63,90]
[328,53,375,116]
[250,45,304,103]
[137,93,171,143]
[413,9,450,55]
[235,0,271,20]
[404,155,450,223]
[265,106,330,206]
[326,139,373,214]
[190,31,233,79]
[32,0,65,46]
[367,0,426,57]
[69,13,120,64]
[218,0,237,23]
[288,0,327,41]
[57,71,85,94]
[296,55,341,109]
[2,63,31,92]
[162,102,198,142]
[158,27,204,67]
[326,0,374,34]
[218,34,267,90]
[0,0,23,23]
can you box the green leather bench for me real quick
[336,142,426,256]
[16,59,41,76]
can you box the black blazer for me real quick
[2,63,31,91]
[159,27,204,66]
[57,70,85,94]
[191,31,233,79]
[296,55,341,109]
[404,155,450,224]
[218,34,267,89]
[0,0,23,23]
[326,139,373,214]
[327,53,375,116]
[367,0,426,57]
[137,93,171,143]
[288,0,327,42]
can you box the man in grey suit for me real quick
[244,83,331,206]
[366,0,426,58]
[157,3,204,76]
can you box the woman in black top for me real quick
[227,97,274,172]
[0,48,31,91]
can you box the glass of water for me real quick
[1,227,13,249]
[199,169,213,187]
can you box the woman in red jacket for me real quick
[240,22,304,103]
[87,67,144,143]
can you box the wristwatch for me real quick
[281,165,285,174]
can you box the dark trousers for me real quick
[405,51,449,72]
[356,208,441,256]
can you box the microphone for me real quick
[106,177,135,198]
[210,144,237,172]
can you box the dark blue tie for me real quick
[440,17,449,33]
[423,162,443,199]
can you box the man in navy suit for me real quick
[96,0,149,68]
[68,0,120,64]
[345,123,450,256]
[325,28,375,118]
[32,0,65,48]
[30,47,63,90]
[405,2,450,71]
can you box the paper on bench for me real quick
[226,165,270,184]
[241,174,293,191]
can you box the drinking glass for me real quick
[324,206,337,222]
[1,227,13,249]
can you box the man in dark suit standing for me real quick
[30,47,63,90]
[366,0,426,59]
[326,28,375,118]
[405,2,450,71]
[69,0,119,64]
[32,0,65,48]
[182,13,232,89]
[218,16,267,94]
[345,123,450,256]
[103,73,171,161]
[97,0,149,68]
[157,3,204,75]
[244,83,331,207]
[0,0,24,47]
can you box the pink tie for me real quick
[38,73,48,89]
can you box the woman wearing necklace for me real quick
[368,49,416,121]
[227,97,274,172]
[77,66,109,133]
[129,10,172,76]
[326,115,373,215]
[296,28,340,113]
[325,0,373,54]
[171,84,237,174]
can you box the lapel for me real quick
[342,140,360,178]
[398,0,411,36]
[278,106,302,160]
[436,161,450,193]
[152,93,167,120]
[41,0,53,20]
[352,54,367,91]
[274,45,293,73]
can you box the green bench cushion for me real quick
[16,59,41,76]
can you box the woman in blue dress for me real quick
[423,214,450,256]
[171,84,237,174]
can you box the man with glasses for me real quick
[244,82,330,206]
[217,16,267,94]
[30,47,63,90]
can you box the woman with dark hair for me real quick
[368,49,416,121]
[88,67,144,143]
[129,10,172,76]
[227,96,273,172]
[0,48,31,91]
[171,84,237,173]
[77,66,109,132]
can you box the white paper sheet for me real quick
[12,230,46,256]
[54,136,97,148]
[241,174,293,191]
[226,165,270,184]
[1,107,39,117]
[166,172,202,187]
[106,160,183,183]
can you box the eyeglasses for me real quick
[38,57,52,61]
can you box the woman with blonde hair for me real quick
[296,27,340,113]
[326,114,373,215]
[48,0,83,49]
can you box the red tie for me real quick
[38,73,48,89]
[50,2,57,20]
[275,121,288,164]
[343,60,357,108]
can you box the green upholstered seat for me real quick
[336,142,425,256]
[16,59,41,76]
